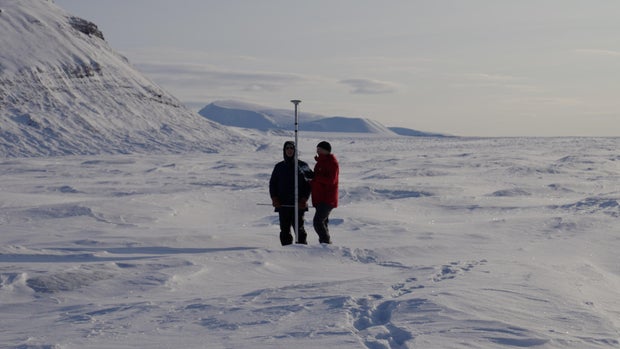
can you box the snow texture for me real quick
[1,2,620,348]
[1,134,620,348]
[0,0,249,157]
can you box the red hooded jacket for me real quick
[311,153,339,208]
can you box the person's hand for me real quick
[271,197,281,208]
[299,199,308,209]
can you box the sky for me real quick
[52,0,620,137]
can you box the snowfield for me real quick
[2,1,619,348]
[1,134,619,348]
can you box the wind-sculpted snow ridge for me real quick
[1,137,620,348]
[557,196,620,217]
[0,0,250,157]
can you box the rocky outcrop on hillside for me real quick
[68,16,104,40]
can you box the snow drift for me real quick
[1,136,619,348]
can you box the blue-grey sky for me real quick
[54,0,620,136]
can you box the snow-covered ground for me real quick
[1,0,246,157]
[1,135,619,348]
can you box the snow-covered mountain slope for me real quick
[198,100,324,131]
[0,0,248,157]
[389,126,449,137]
[301,116,395,134]
[199,100,445,137]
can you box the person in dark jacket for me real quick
[311,141,339,244]
[269,141,313,245]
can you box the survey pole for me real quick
[291,99,301,243]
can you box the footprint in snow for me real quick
[432,259,487,282]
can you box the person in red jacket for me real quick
[311,141,339,244]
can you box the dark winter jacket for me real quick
[311,153,339,208]
[269,143,313,211]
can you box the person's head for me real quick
[283,141,296,160]
[316,141,331,155]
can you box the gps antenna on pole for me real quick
[291,99,301,243]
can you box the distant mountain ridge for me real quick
[0,0,247,157]
[199,101,448,137]
[198,100,324,131]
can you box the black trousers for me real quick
[313,203,333,244]
[278,208,307,245]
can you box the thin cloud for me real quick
[454,72,538,92]
[575,49,620,57]
[135,62,309,92]
[339,78,397,94]
[463,73,525,82]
